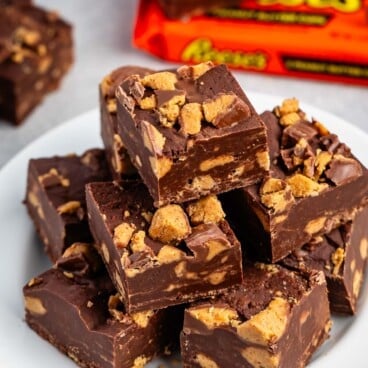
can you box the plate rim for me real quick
[0,91,367,368]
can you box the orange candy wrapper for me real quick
[134,0,368,86]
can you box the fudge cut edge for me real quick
[181,263,331,368]
[23,244,178,368]
[116,63,269,207]
[222,100,368,262]
[24,149,110,262]
[86,180,243,313]
[0,4,73,124]
[282,205,368,314]
[99,65,153,179]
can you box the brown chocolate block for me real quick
[23,243,179,368]
[116,63,269,207]
[99,65,153,179]
[282,206,368,315]
[24,149,110,262]
[86,180,243,313]
[158,0,243,18]
[221,99,368,262]
[0,4,73,125]
[181,263,331,368]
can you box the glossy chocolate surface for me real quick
[23,244,178,368]
[0,4,73,124]
[181,263,331,368]
[116,63,269,207]
[222,104,368,262]
[283,206,368,314]
[100,65,153,179]
[86,180,243,313]
[24,149,110,262]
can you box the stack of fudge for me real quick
[0,0,73,125]
[23,62,368,368]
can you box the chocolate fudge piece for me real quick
[86,180,243,313]
[221,99,368,262]
[158,0,243,18]
[116,62,269,207]
[0,4,73,124]
[181,263,331,368]
[25,149,110,262]
[100,65,153,179]
[24,243,178,368]
[282,206,368,315]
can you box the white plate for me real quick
[0,92,367,368]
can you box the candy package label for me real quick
[134,0,368,86]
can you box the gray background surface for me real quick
[1,0,367,169]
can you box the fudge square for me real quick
[25,149,110,262]
[0,4,73,124]
[282,205,368,315]
[221,99,368,262]
[100,65,153,179]
[86,180,243,313]
[115,62,269,207]
[23,243,178,368]
[181,263,331,368]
